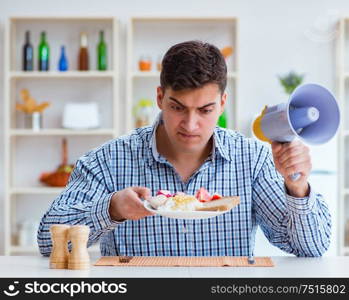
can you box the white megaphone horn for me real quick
[252,83,340,181]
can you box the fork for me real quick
[118,256,133,263]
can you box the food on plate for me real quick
[147,187,240,212]
[196,196,240,211]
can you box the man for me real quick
[38,41,331,257]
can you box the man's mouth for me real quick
[178,132,199,139]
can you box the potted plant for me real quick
[16,89,50,131]
[278,71,304,95]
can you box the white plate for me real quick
[143,200,229,220]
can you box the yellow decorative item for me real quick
[252,106,272,143]
[133,99,154,128]
[16,89,50,114]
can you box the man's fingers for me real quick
[131,186,152,200]
[278,149,308,165]
[271,141,282,154]
[273,141,299,157]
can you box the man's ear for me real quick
[157,86,164,109]
[220,92,227,114]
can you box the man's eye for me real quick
[171,105,183,111]
[201,109,213,114]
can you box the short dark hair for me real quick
[160,40,227,94]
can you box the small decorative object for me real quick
[156,55,162,71]
[220,46,233,59]
[16,89,50,130]
[58,45,68,71]
[50,224,90,270]
[62,102,100,129]
[18,220,40,247]
[218,110,227,128]
[133,99,154,128]
[278,71,305,95]
[40,138,74,187]
[138,55,152,71]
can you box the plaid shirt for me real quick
[38,115,331,257]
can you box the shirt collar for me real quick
[146,112,232,167]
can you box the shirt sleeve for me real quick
[37,145,122,257]
[252,146,332,257]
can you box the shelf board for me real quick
[132,16,237,22]
[10,129,115,136]
[131,71,237,79]
[9,71,115,79]
[10,187,65,195]
[10,16,115,21]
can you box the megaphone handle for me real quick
[290,172,301,181]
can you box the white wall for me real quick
[0,0,348,255]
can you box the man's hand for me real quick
[271,140,311,198]
[109,186,155,221]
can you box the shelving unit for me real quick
[337,18,349,256]
[3,16,119,255]
[126,17,239,132]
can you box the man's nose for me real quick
[182,112,199,132]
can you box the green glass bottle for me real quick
[97,30,107,71]
[218,110,227,128]
[38,31,49,71]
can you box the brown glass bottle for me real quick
[78,32,89,71]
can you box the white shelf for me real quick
[10,187,65,195]
[10,129,115,136]
[9,71,115,79]
[3,16,119,256]
[337,18,349,256]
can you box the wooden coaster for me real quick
[94,256,274,267]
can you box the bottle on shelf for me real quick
[218,110,227,128]
[97,30,107,71]
[78,32,89,71]
[22,30,33,71]
[58,45,68,71]
[38,31,50,71]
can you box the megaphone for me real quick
[252,83,340,180]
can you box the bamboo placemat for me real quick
[94,256,274,267]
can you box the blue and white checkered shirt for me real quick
[38,115,331,257]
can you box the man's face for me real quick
[156,83,227,154]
